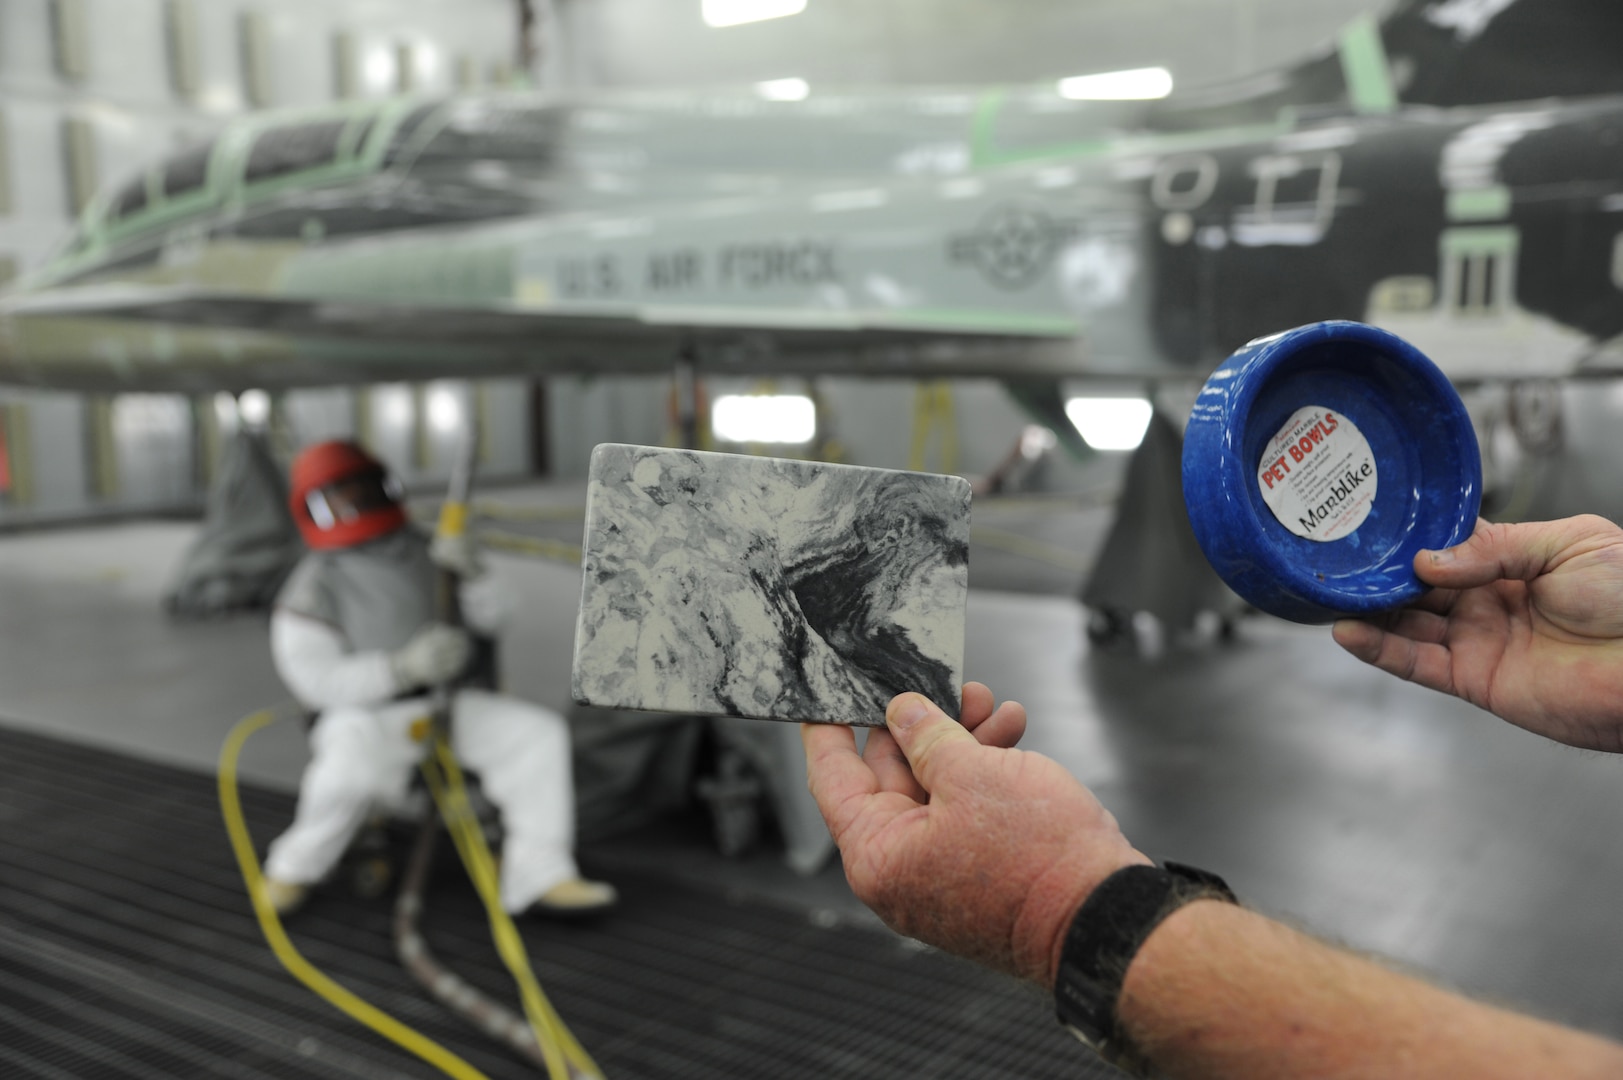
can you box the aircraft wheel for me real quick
[1085,607,1130,648]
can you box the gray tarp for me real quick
[164,430,305,617]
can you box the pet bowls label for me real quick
[1256,405,1377,542]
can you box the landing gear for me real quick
[1085,607,1131,649]
[1085,605,1243,653]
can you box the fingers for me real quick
[1409,585,1461,616]
[1416,516,1619,589]
[959,682,1026,747]
[1332,617,1377,659]
[1333,608,1450,659]
[1331,618,1383,663]
[971,700,1027,749]
[960,682,995,731]
[862,685,1025,801]
[863,725,928,801]
[801,722,879,840]
[1330,619,1456,695]
[886,692,980,794]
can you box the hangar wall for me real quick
[554,0,1381,89]
[544,375,1043,483]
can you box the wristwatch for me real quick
[1053,861,1237,1077]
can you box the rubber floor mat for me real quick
[0,722,1125,1079]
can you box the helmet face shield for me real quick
[305,488,337,530]
[305,470,401,531]
[291,460,408,548]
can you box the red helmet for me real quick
[288,440,408,550]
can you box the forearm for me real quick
[1117,901,1623,1080]
[271,611,401,709]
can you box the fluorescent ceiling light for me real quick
[712,394,816,444]
[1065,397,1153,451]
[756,77,809,101]
[1020,424,1057,459]
[379,384,414,428]
[414,43,439,81]
[812,188,887,212]
[363,47,396,93]
[238,389,271,426]
[703,0,807,28]
[427,385,461,433]
[1057,66,1173,101]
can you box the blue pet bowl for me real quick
[1182,321,1482,624]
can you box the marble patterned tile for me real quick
[572,443,970,726]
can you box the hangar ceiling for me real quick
[555,0,1385,92]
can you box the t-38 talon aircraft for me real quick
[4,0,1623,608]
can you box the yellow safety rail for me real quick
[908,381,958,474]
[478,528,582,565]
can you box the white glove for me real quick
[430,532,486,579]
[390,623,473,689]
[458,574,513,635]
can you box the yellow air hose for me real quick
[218,707,493,1080]
[221,707,605,1080]
[426,455,603,1077]
[420,729,604,1080]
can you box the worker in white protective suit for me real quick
[258,439,616,919]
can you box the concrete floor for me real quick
[3,490,1622,1045]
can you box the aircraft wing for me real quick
[0,282,1086,389]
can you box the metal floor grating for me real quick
[0,723,1126,1079]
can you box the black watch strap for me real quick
[1053,861,1237,1077]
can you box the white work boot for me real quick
[259,876,310,917]
[528,878,618,918]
